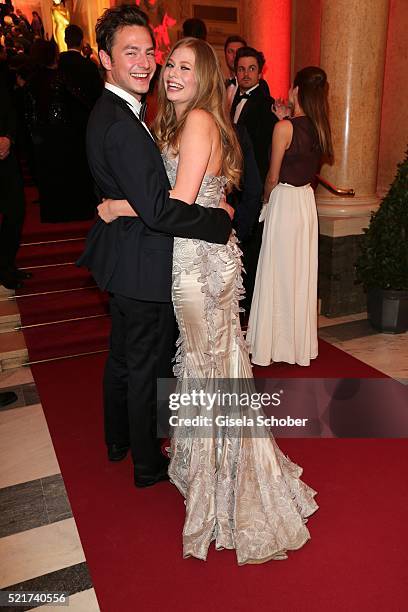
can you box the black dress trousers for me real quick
[0,153,25,274]
[103,294,175,476]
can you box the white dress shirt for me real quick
[233,83,260,124]
[104,82,153,139]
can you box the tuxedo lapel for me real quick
[236,87,263,124]
[230,89,241,119]
[103,89,145,128]
[102,89,157,155]
[236,94,254,124]
[231,86,264,124]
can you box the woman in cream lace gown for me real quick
[101,38,318,565]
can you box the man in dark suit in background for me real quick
[230,124,263,245]
[48,24,104,222]
[78,5,233,488]
[231,46,276,182]
[58,24,103,108]
[0,79,27,290]
[231,46,278,312]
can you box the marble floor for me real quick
[0,310,406,610]
[0,366,100,611]
[318,314,408,381]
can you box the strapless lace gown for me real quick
[164,154,318,565]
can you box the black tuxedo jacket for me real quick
[231,85,278,183]
[230,124,262,243]
[78,89,231,302]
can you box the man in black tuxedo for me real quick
[78,5,233,488]
[230,46,278,312]
[231,46,277,182]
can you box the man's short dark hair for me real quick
[182,18,207,40]
[65,24,83,49]
[234,46,265,72]
[224,35,246,54]
[95,4,155,56]
[30,39,58,67]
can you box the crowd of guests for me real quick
[0,6,332,367]
[0,5,103,290]
[1,2,103,223]
[0,1,44,44]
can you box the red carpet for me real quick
[32,353,408,612]
[16,191,110,362]
[17,240,86,268]
[23,317,111,362]
[16,265,96,295]
[21,187,93,243]
[251,347,388,378]
[17,288,108,326]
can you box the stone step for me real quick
[0,285,15,301]
[0,299,21,333]
[0,331,28,371]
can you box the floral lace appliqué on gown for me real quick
[164,153,318,565]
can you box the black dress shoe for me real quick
[107,444,129,462]
[134,466,169,488]
[0,391,18,408]
[0,272,24,290]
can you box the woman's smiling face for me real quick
[163,46,198,111]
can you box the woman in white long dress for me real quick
[247,67,333,367]
[101,41,318,565]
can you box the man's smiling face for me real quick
[100,25,156,100]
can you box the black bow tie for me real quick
[238,92,251,100]
[226,77,236,87]
[139,101,147,123]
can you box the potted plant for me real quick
[356,149,408,333]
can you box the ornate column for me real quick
[377,0,408,198]
[242,0,291,98]
[317,0,389,218]
[316,0,390,315]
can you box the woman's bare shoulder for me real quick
[274,119,293,136]
[273,119,293,147]
[184,108,216,131]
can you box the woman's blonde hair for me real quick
[153,37,242,190]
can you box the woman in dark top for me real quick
[247,67,333,366]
